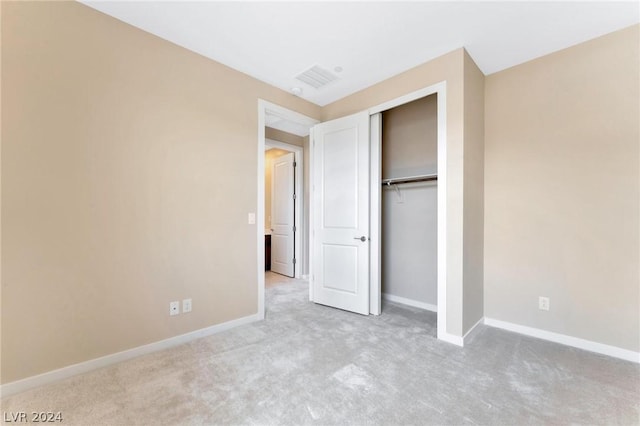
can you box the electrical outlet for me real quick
[169,301,180,316]
[182,298,192,313]
[538,296,550,311]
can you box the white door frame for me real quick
[265,138,303,279]
[257,99,319,320]
[368,81,453,344]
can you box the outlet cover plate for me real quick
[538,296,550,311]
[170,301,180,316]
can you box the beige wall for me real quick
[484,25,639,351]
[0,0,4,378]
[265,127,304,148]
[0,2,4,376]
[462,51,485,332]
[382,95,438,178]
[381,95,438,306]
[1,1,320,383]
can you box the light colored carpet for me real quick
[2,273,639,425]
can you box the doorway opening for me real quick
[257,100,319,319]
[264,140,302,278]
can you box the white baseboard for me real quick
[463,317,484,342]
[382,294,463,346]
[382,293,437,313]
[437,331,463,346]
[484,318,640,364]
[436,318,483,347]
[0,313,260,398]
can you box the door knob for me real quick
[354,236,367,242]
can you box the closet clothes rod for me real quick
[381,173,438,186]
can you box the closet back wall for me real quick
[382,95,438,307]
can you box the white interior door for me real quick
[271,152,295,277]
[311,111,370,315]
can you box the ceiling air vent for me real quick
[295,65,338,89]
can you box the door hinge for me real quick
[292,225,297,232]
[293,161,297,168]
[293,193,296,200]
[292,258,297,264]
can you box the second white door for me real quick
[271,152,295,277]
[311,111,370,315]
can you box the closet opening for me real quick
[379,94,438,336]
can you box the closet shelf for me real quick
[381,173,437,186]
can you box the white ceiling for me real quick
[82,1,639,107]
